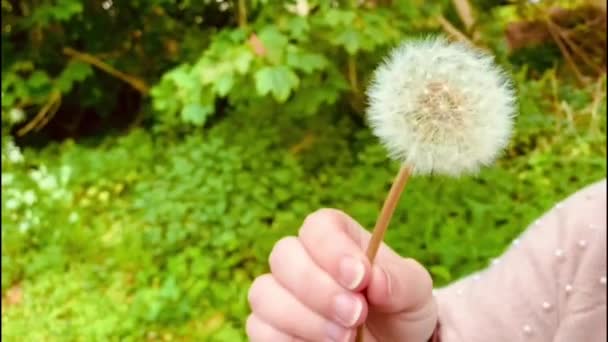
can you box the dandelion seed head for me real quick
[366,36,516,176]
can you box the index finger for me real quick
[298,209,372,291]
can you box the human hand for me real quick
[246,209,438,341]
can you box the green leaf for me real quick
[334,30,361,55]
[167,65,196,90]
[286,16,310,38]
[213,74,234,97]
[53,0,84,21]
[231,47,254,74]
[324,9,356,27]
[257,26,289,64]
[429,265,452,283]
[286,47,328,74]
[56,61,94,93]
[181,103,213,126]
[27,71,51,88]
[254,66,299,102]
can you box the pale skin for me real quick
[247,209,438,342]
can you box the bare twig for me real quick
[437,15,475,46]
[588,78,605,133]
[347,55,365,113]
[347,55,359,94]
[451,0,475,31]
[63,47,149,94]
[559,100,577,134]
[17,90,61,136]
[238,0,247,27]
[557,28,604,75]
[545,19,588,85]
[289,132,315,155]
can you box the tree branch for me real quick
[63,47,149,94]
[17,90,62,136]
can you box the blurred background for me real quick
[1,0,606,340]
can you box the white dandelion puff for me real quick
[366,36,516,176]
[356,38,518,342]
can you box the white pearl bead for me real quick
[456,289,463,295]
[512,238,520,247]
[565,284,573,294]
[542,301,552,311]
[600,277,606,285]
[578,240,587,248]
[534,220,541,226]
[473,274,481,281]
[554,249,565,259]
[522,324,533,334]
[491,258,501,266]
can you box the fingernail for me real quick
[333,294,362,327]
[338,257,365,290]
[326,321,353,342]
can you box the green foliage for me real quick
[2,0,606,341]
[3,70,606,340]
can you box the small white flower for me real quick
[69,212,79,223]
[367,37,516,176]
[29,166,47,183]
[2,173,14,186]
[38,175,58,191]
[18,221,30,233]
[5,198,19,210]
[285,0,310,16]
[8,108,25,124]
[22,190,37,205]
[60,165,72,185]
[7,146,24,163]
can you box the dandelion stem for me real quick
[356,164,412,342]
[366,164,412,261]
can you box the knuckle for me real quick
[299,208,346,237]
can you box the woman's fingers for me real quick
[248,274,356,342]
[246,314,306,342]
[269,236,368,327]
[298,209,434,314]
[298,209,372,291]
[247,208,438,342]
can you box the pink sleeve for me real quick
[434,179,607,341]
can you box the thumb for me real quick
[366,254,434,314]
[327,212,434,314]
